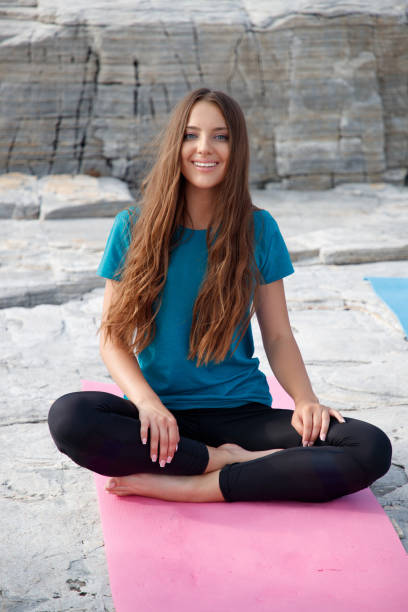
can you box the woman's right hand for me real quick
[137,398,180,467]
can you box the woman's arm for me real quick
[99,279,180,463]
[254,279,345,446]
[99,279,162,410]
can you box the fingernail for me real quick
[167,456,172,463]
[176,444,178,451]
[308,441,314,446]
[106,479,116,490]
[303,441,308,447]
[159,459,166,467]
[142,438,147,445]
[151,454,157,462]
[341,419,346,423]
[320,433,326,442]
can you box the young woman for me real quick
[48,88,392,503]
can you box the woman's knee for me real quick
[48,391,92,452]
[342,417,392,484]
[366,424,392,483]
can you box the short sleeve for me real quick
[97,208,138,281]
[254,210,294,284]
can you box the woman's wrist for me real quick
[133,392,163,410]
[294,394,319,407]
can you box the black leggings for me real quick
[48,391,392,503]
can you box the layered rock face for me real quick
[1,1,407,190]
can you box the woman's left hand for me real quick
[291,399,346,446]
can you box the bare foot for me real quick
[105,443,283,498]
[105,472,198,500]
[218,442,284,464]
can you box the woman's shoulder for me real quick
[252,207,280,233]
[251,206,294,281]
[114,205,141,226]
[109,205,141,239]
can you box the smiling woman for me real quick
[180,101,230,228]
[48,87,392,504]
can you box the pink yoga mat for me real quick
[82,379,408,611]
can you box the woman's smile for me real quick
[192,160,220,171]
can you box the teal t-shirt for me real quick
[97,207,294,410]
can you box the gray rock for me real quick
[320,243,408,264]
[1,2,408,189]
[0,173,39,219]
[0,173,133,220]
[371,466,408,542]
[39,174,133,219]
[382,168,408,185]
[371,464,408,498]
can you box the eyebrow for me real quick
[186,125,228,131]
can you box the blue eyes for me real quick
[183,133,228,141]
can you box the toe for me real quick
[105,477,119,490]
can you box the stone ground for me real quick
[1,182,407,611]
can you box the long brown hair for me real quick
[101,88,260,366]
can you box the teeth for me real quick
[194,162,217,167]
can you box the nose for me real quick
[196,133,213,155]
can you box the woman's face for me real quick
[180,100,230,191]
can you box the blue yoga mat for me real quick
[365,277,408,337]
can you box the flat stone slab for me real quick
[0,217,113,308]
[1,182,408,309]
[39,175,133,219]
[0,173,133,220]
[258,182,408,263]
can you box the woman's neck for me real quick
[183,183,216,230]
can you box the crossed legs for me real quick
[48,391,392,504]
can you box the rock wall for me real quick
[1,1,408,190]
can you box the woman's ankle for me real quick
[203,445,231,473]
